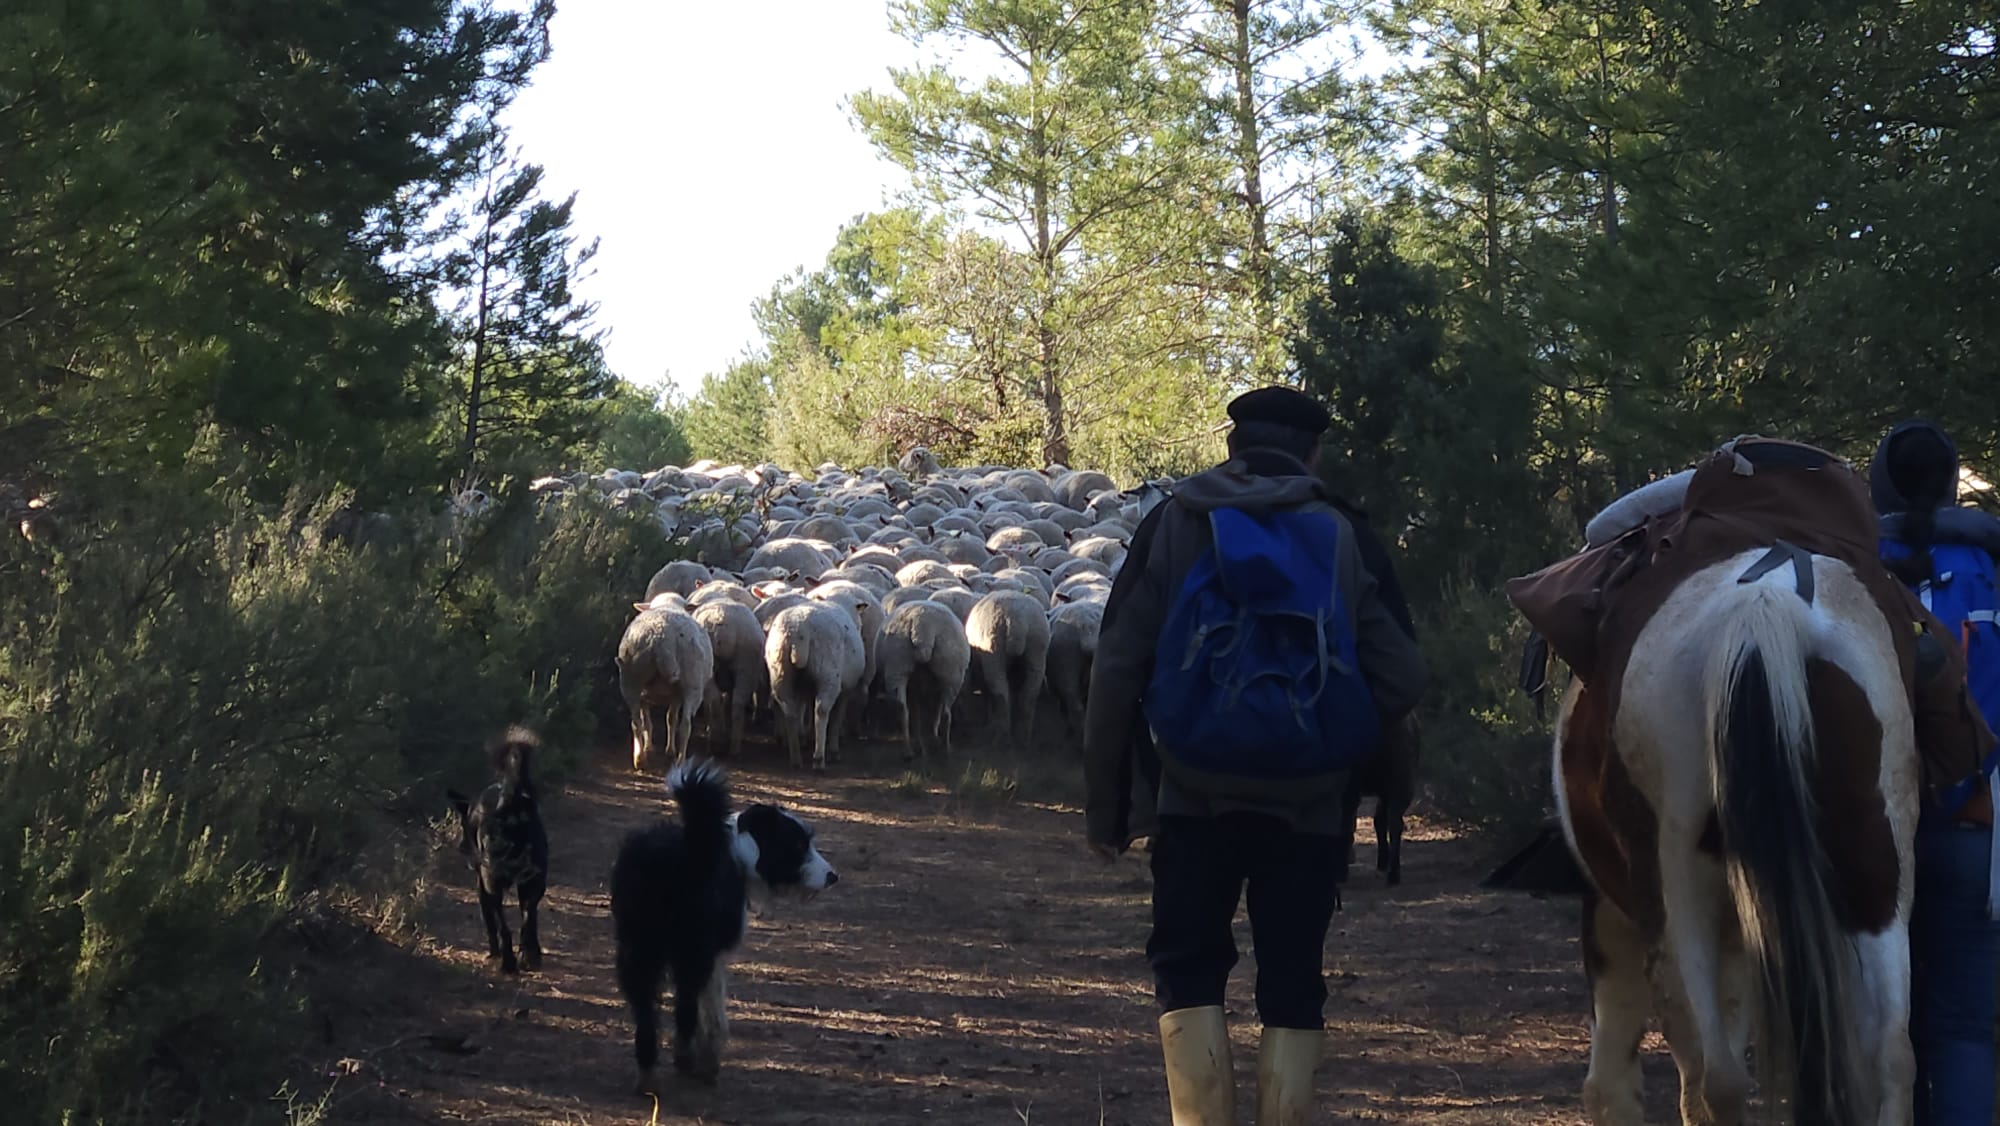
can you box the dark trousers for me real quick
[1148,812,1343,1030]
[1911,817,2000,1125]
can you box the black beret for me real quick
[1225,386,1332,435]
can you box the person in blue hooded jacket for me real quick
[1871,419,2000,1126]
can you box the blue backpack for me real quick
[1881,532,2000,815]
[1143,505,1380,792]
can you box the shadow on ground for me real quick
[304,731,1678,1125]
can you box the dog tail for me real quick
[668,758,733,866]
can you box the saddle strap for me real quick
[1737,539,1816,604]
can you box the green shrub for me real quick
[1410,577,1556,836]
[0,476,674,1122]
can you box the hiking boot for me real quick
[1255,1026,1323,1126]
[1158,1006,1234,1126]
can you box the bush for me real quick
[1410,577,1556,836]
[0,475,674,1122]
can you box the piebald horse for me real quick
[1555,546,1918,1125]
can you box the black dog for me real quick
[1339,712,1421,887]
[610,760,837,1092]
[446,728,549,973]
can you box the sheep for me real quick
[644,559,713,602]
[752,590,811,630]
[1055,470,1117,511]
[1023,519,1069,550]
[689,579,757,610]
[845,545,905,571]
[1030,547,1078,572]
[763,601,867,771]
[1071,536,1128,569]
[897,559,957,587]
[926,586,980,623]
[898,446,942,476]
[616,596,716,773]
[994,566,1053,605]
[1045,600,1105,737]
[881,585,933,616]
[877,601,971,763]
[903,502,948,529]
[806,580,886,726]
[896,543,951,567]
[793,513,859,547]
[986,525,1043,557]
[932,531,992,567]
[1054,573,1112,605]
[964,591,1052,743]
[745,537,835,581]
[820,563,898,599]
[1050,557,1110,586]
[692,600,765,759]
[1073,520,1135,544]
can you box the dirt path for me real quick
[310,738,1679,1125]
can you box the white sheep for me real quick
[692,600,765,760]
[617,595,716,773]
[806,579,886,728]
[926,586,980,623]
[752,589,811,630]
[744,537,835,581]
[877,601,971,763]
[820,563,898,599]
[899,446,943,476]
[644,559,713,601]
[688,579,757,610]
[763,601,867,770]
[965,590,1052,742]
[896,559,957,587]
[1055,470,1117,511]
[1045,600,1105,737]
[932,531,992,567]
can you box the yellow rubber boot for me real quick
[1255,1026,1323,1126]
[1158,1006,1235,1126]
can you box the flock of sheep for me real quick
[527,448,1171,774]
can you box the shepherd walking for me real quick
[1084,386,1428,1126]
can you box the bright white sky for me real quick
[505,1,918,398]
[505,2,1393,401]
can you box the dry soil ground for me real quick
[303,734,1684,1125]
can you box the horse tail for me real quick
[1704,580,1866,1124]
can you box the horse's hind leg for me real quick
[1658,851,1750,1125]
[1855,924,1916,1126]
[1581,892,1650,1126]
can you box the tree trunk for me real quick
[1030,71,1071,467]
[1228,0,1276,379]
[1594,16,1620,244]
[1476,21,1502,303]
[460,165,498,488]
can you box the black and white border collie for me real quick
[609,759,837,1092]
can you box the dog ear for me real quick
[734,804,777,836]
